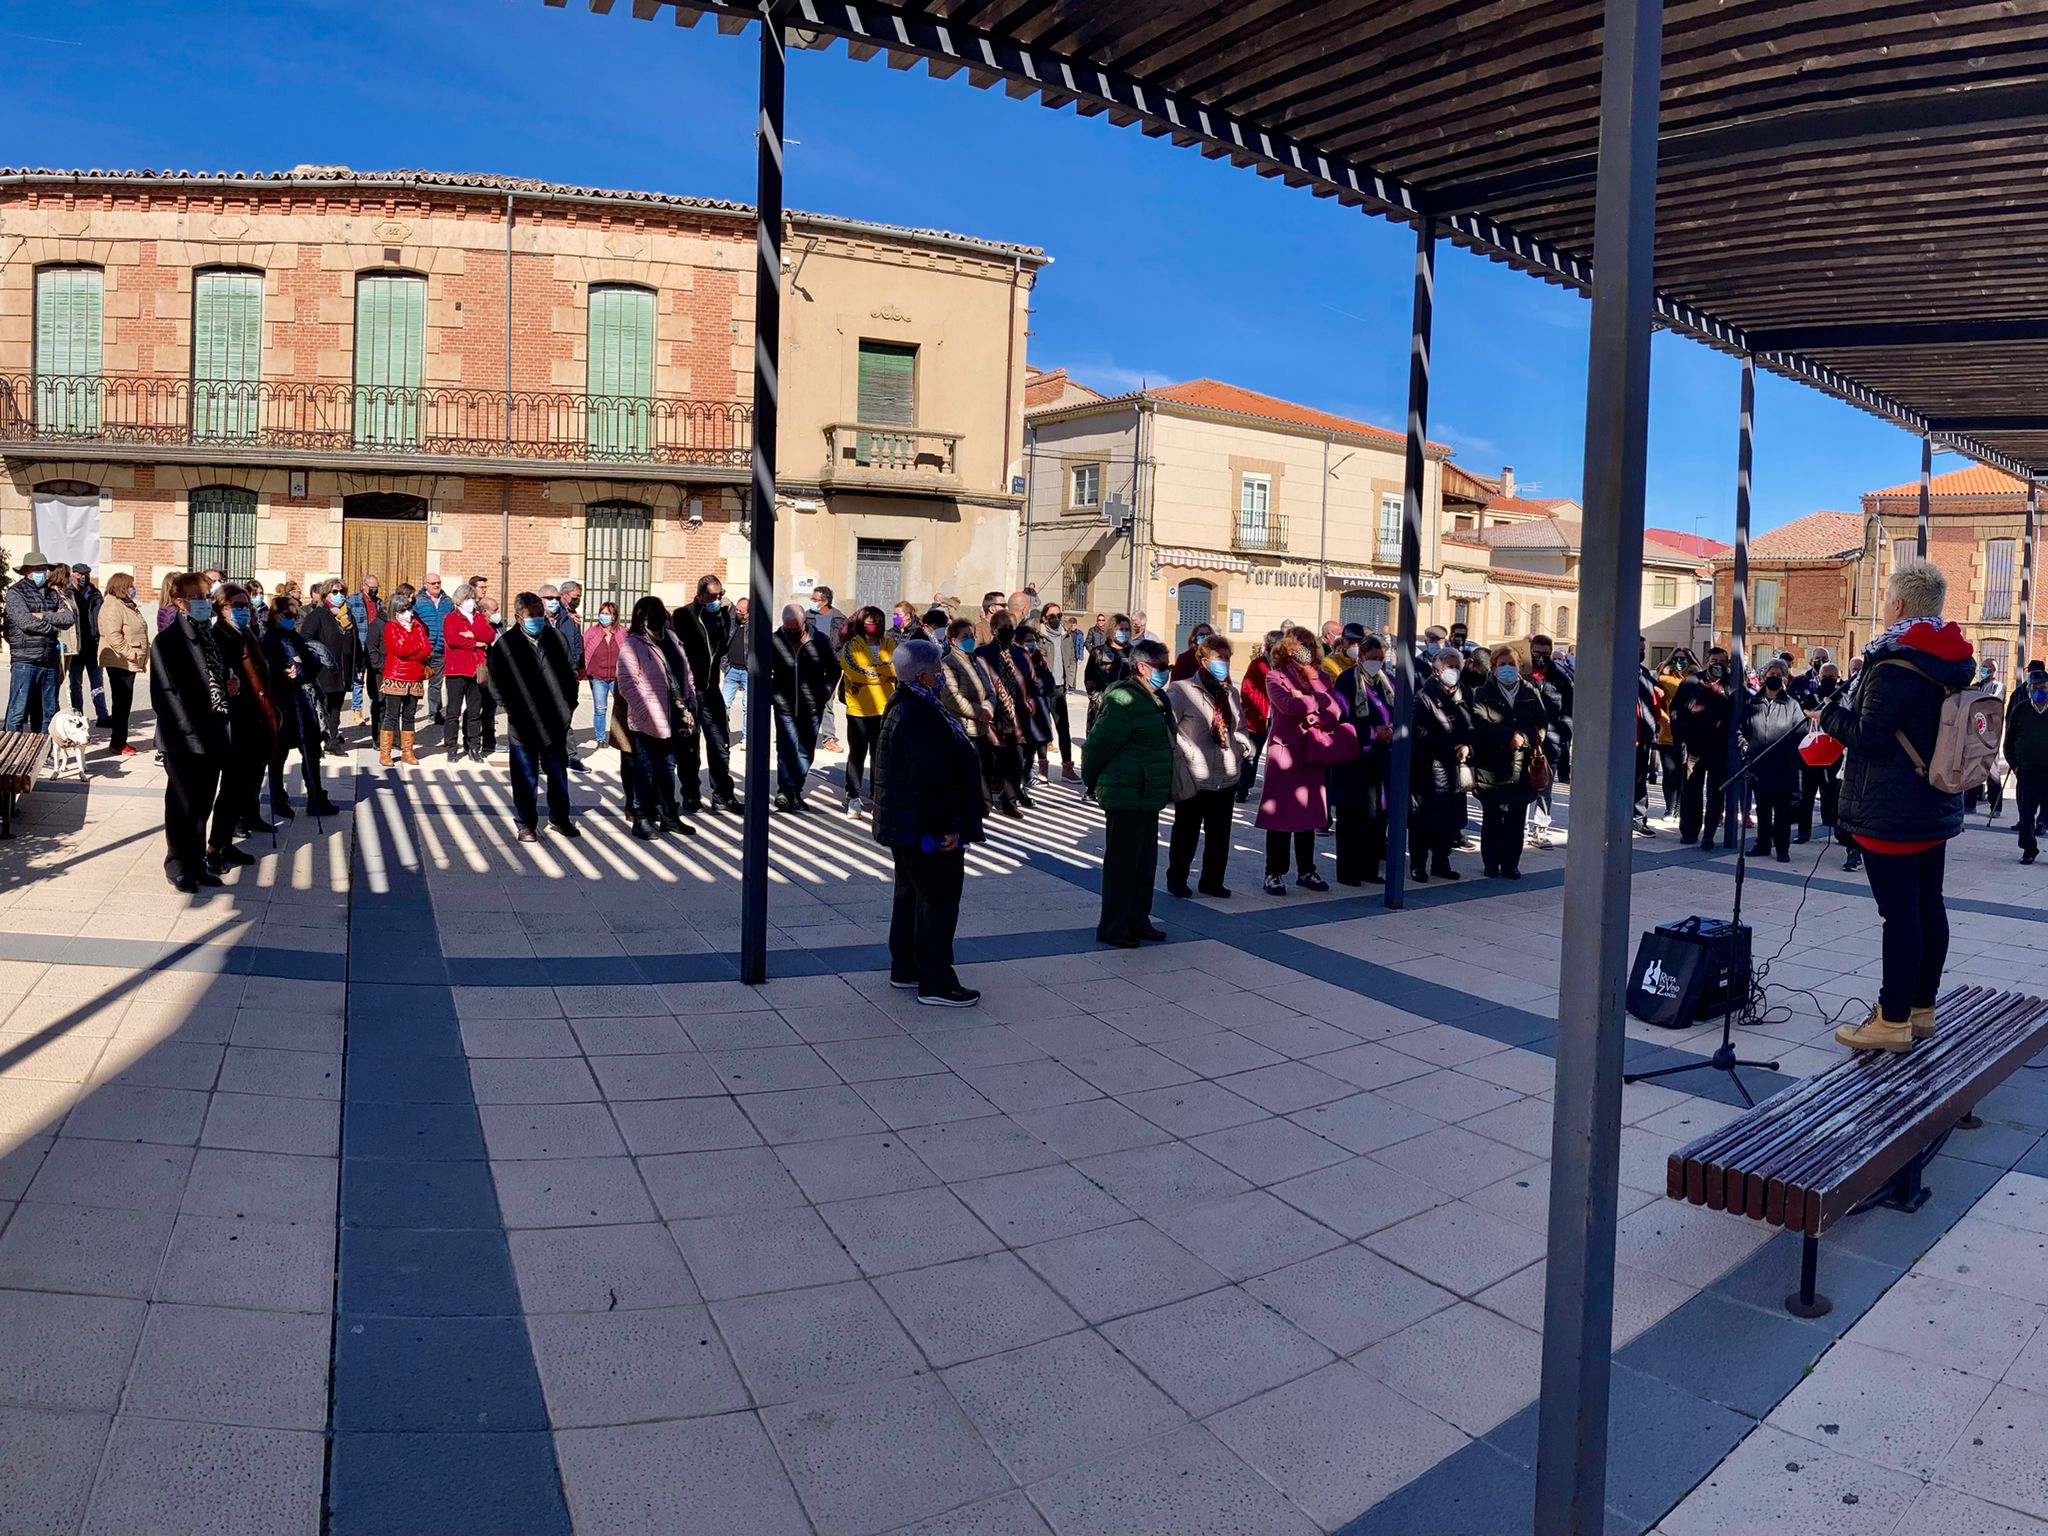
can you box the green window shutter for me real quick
[35,267,104,434]
[193,271,263,440]
[587,286,654,458]
[354,273,426,447]
[855,340,916,465]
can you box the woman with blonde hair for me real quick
[98,571,151,756]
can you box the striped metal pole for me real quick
[1918,434,1931,557]
[740,3,786,985]
[1722,354,1752,847]
[2023,479,2037,671]
[1385,215,1435,911]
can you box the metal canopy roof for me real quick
[560,0,2048,480]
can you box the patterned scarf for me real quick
[1863,614,1948,662]
[191,619,231,717]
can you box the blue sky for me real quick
[8,0,1940,537]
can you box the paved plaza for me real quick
[2,701,2047,1535]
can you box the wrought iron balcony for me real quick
[0,374,752,469]
[1232,514,1288,553]
[820,421,963,492]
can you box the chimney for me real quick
[1500,465,1516,498]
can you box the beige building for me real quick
[0,166,1044,612]
[1020,377,1451,649]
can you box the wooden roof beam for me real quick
[1749,318,2048,350]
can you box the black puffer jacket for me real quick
[1469,677,1550,794]
[1411,677,1472,797]
[297,603,356,694]
[870,686,984,852]
[1821,624,1978,843]
[1740,689,1808,797]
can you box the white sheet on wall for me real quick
[31,490,101,571]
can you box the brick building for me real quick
[1709,510,1869,664]
[0,167,1045,613]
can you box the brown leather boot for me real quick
[400,732,419,766]
[377,730,394,767]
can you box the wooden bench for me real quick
[0,730,47,838]
[1665,985,2048,1317]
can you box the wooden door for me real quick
[343,518,427,594]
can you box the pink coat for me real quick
[1256,664,1337,832]
[615,632,691,739]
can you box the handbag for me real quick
[1528,746,1553,792]
[607,706,634,754]
[1305,719,1363,767]
[1456,761,1476,793]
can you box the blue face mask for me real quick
[543,598,560,615]
[279,615,298,632]
[597,612,615,627]
[1496,664,1519,685]
[189,599,214,623]
[705,598,722,612]
[1149,668,1171,689]
[230,606,251,628]
[2033,685,2048,704]
[1207,658,1229,682]
[522,616,546,637]
[959,636,976,653]
[1113,629,1129,645]
[29,570,48,587]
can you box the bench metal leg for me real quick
[0,788,12,839]
[1957,1105,1985,1130]
[1785,1234,1833,1319]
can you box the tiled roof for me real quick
[0,165,1048,259]
[1483,494,1577,520]
[1863,464,2028,500]
[1483,515,1580,550]
[1644,528,1731,559]
[1715,510,1866,562]
[1493,568,1579,590]
[1031,377,1448,452]
[1440,531,1492,549]
[1023,368,1103,410]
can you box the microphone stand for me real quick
[1624,691,1819,1106]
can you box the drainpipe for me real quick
[1002,254,1022,592]
[1020,421,1036,596]
[1318,433,1331,621]
[500,192,514,607]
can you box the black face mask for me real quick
[1765,676,1785,693]
[1708,663,1726,679]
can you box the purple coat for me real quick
[1256,664,1338,833]
[615,632,697,739]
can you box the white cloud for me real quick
[1061,358,1177,395]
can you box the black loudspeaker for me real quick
[1652,916,1752,1022]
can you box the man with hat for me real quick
[5,545,77,733]
[1321,621,1367,682]
[66,562,109,727]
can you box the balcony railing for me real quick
[0,374,752,467]
[820,422,962,491]
[1232,513,1288,553]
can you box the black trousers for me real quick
[1334,796,1386,884]
[1264,827,1316,880]
[1477,788,1530,875]
[1633,742,1652,818]
[1752,790,1794,857]
[380,692,419,735]
[693,686,735,802]
[163,753,220,882]
[445,676,485,755]
[1658,744,1685,818]
[480,684,499,751]
[1049,691,1073,766]
[1797,764,1839,840]
[268,742,323,812]
[211,752,266,848]
[107,669,138,753]
[1098,808,1160,942]
[67,655,107,720]
[2017,770,2044,857]
[1411,787,1458,873]
[629,730,678,819]
[845,714,884,799]
[1680,751,1728,844]
[890,845,965,992]
[1238,728,1266,803]
[1168,787,1234,891]
[1861,842,1949,1022]
[321,692,345,749]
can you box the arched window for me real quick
[1503,600,1518,635]
[1556,605,1571,638]
[1529,604,1545,637]
[588,285,656,458]
[190,486,258,582]
[584,500,654,615]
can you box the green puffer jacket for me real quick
[1083,676,1175,812]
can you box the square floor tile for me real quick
[672,1208,861,1301]
[530,1304,748,1427]
[508,1222,698,1313]
[1286,1092,1441,1156]
[1271,1155,1449,1239]
[124,1302,330,1429]
[740,1085,888,1145]
[1245,1242,1459,1356]
[1100,1285,1333,1417]
[24,1138,191,1211]
[706,1045,838,1095]
[1116,1080,1265,1138]
[1210,1360,1468,1529]
[776,1133,937,1204]
[217,1046,341,1101]
[1848,1270,2043,1381]
[554,1413,810,1536]
[0,1289,146,1410]
[201,1092,339,1157]
[1376,1068,1525,1125]
[587,1052,722,1102]
[1767,1338,1993,1480]
[820,1187,1001,1276]
[713,1279,926,1405]
[1893,1485,2048,1536]
[1027,1422,1320,1536]
[1372,1124,1543,1198]
[899,1116,1059,1182]
[1018,1219,1228,1324]
[764,1374,1011,1536]
[1072,1143,1251,1218]
[1187,1117,1350,1186]
[634,1147,803,1220]
[467,1056,601,1106]
[854,1073,1002,1131]
[945,1329,1185,1483]
[1616,1198,1774,1288]
[1475,1255,1692,1349]
[956,1059,1099,1114]
[1009,1099,1168,1159]
[332,1314,548,1432]
[0,1404,107,1536]
[327,1428,572,1535]
[1659,1422,1922,1536]
[491,1156,657,1228]
[0,1201,174,1297]
[952,1165,1134,1248]
[1363,1200,1549,1298]
[1217,1061,1357,1114]
[481,1102,627,1160]
[62,1084,208,1145]
[1357,1301,1541,1436]
[156,1213,334,1313]
[874,1249,1082,1368]
[1920,1216,2048,1306]
[1155,1190,1345,1281]
[609,1096,760,1156]
[82,1416,322,1536]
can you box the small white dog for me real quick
[47,711,90,779]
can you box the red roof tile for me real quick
[1644,528,1732,559]
[1715,510,1865,562]
[1863,464,2029,500]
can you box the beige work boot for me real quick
[377,730,394,767]
[1835,1009,1913,1054]
[1909,1004,1937,1040]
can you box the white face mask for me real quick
[1361,658,1384,676]
[459,599,477,616]
[1440,666,1462,687]
[397,610,415,627]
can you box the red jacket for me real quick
[441,608,492,680]
[381,614,433,683]
[581,621,622,683]
[1241,656,1274,736]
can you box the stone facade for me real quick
[0,169,1043,611]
